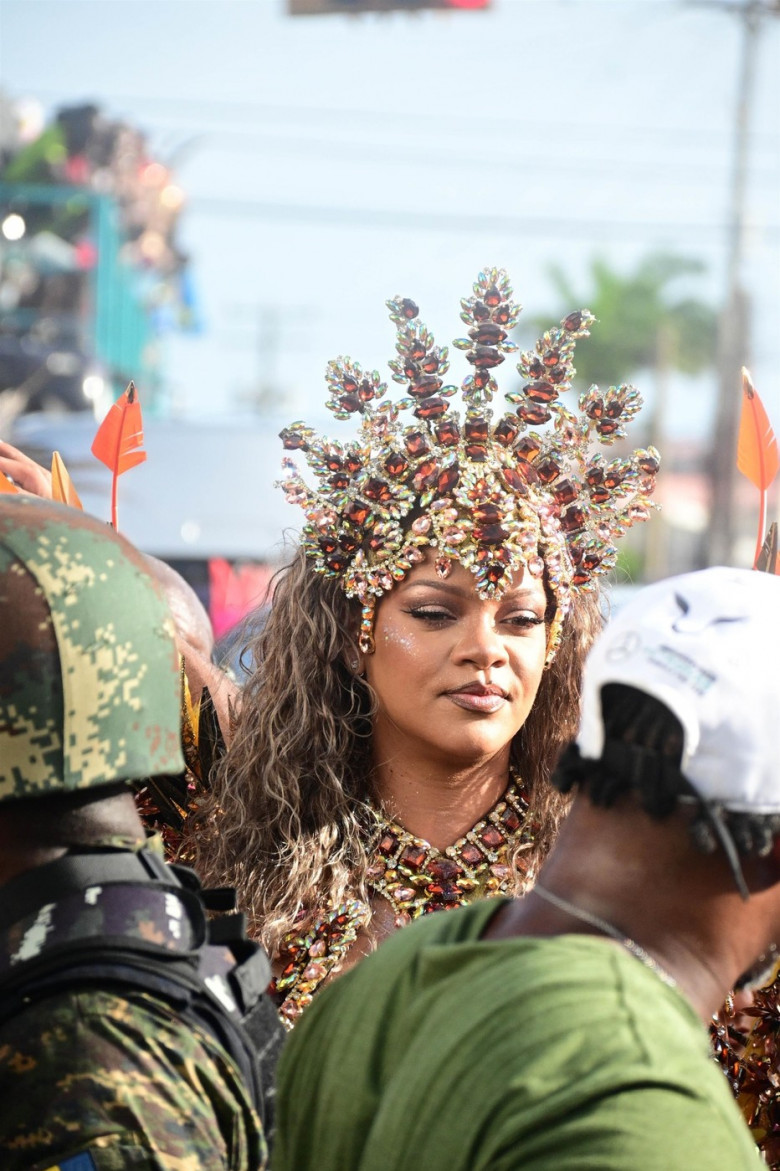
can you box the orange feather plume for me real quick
[50,451,83,510]
[738,368,779,490]
[737,368,779,568]
[90,381,147,529]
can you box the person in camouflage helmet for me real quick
[0,495,270,1171]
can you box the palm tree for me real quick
[529,252,718,579]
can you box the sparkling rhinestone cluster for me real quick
[280,268,659,650]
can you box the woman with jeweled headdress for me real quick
[184,268,659,1027]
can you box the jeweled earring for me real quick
[358,598,376,655]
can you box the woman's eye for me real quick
[404,606,454,623]
[503,613,545,629]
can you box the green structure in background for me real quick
[0,181,151,400]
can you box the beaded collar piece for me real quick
[280,268,659,660]
[271,777,536,1027]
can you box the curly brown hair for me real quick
[185,547,602,956]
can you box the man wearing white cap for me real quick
[274,566,776,1171]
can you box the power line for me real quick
[26,87,780,150]
[186,195,780,239]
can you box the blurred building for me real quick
[0,97,194,424]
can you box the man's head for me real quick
[556,567,780,897]
[0,496,184,803]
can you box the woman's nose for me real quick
[453,612,508,668]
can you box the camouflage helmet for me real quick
[0,496,184,802]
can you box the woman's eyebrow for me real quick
[399,579,544,603]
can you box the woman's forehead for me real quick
[396,555,548,602]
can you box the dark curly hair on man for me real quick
[554,683,780,861]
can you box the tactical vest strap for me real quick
[0,849,282,1135]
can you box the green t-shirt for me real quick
[273,899,760,1171]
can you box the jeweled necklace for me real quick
[533,883,678,989]
[272,775,538,1028]
[367,777,538,929]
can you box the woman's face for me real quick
[364,554,549,772]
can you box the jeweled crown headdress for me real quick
[280,269,659,660]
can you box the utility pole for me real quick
[689,0,780,564]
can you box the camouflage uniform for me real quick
[0,498,269,1171]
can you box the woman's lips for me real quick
[445,685,508,714]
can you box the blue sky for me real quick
[2,0,779,443]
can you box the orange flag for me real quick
[90,381,146,530]
[0,469,19,494]
[737,368,779,568]
[50,451,83,510]
[737,368,779,490]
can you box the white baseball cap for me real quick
[578,567,780,815]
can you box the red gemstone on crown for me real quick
[469,346,504,369]
[523,380,557,405]
[377,833,398,854]
[364,479,392,503]
[338,394,362,412]
[435,420,460,447]
[318,537,339,555]
[553,479,577,506]
[560,505,587,533]
[473,502,501,523]
[484,285,502,308]
[437,466,460,494]
[413,459,439,490]
[536,459,562,485]
[345,456,362,474]
[465,418,489,442]
[281,430,309,451]
[325,455,344,472]
[485,563,506,585]
[460,843,484,866]
[465,443,488,462]
[415,398,449,420]
[473,523,508,545]
[469,323,508,345]
[358,379,376,402]
[338,532,360,553]
[409,375,443,400]
[518,402,552,426]
[405,432,430,457]
[385,452,409,477]
[344,501,371,526]
[473,299,491,321]
[502,466,527,492]
[493,418,520,447]
[325,554,348,572]
[330,473,350,490]
[564,311,584,331]
[492,304,512,325]
[515,436,542,462]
